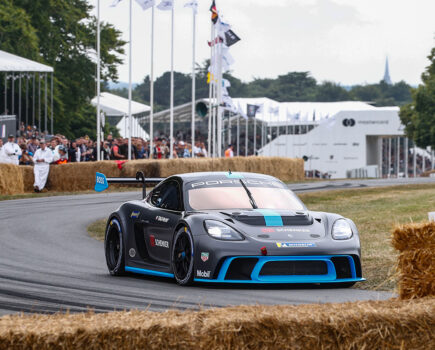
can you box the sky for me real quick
[89,0,435,86]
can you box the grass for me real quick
[298,183,435,291]
[88,219,107,241]
[87,184,435,291]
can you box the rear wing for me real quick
[95,171,164,199]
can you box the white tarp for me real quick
[116,115,150,140]
[0,50,53,72]
[91,92,150,116]
[232,98,381,126]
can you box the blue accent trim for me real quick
[194,255,365,284]
[225,172,244,179]
[255,209,283,227]
[125,266,174,278]
[95,172,108,192]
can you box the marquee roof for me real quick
[0,50,53,73]
[91,92,150,117]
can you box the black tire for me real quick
[104,218,125,276]
[171,227,194,286]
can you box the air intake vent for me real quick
[260,261,327,276]
[331,257,352,279]
[225,258,258,280]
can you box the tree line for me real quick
[109,60,413,113]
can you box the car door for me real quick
[144,180,183,264]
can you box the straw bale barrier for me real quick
[0,163,24,194]
[392,221,435,299]
[0,157,304,194]
[0,298,433,350]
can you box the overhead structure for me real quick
[0,50,54,134]
[91,92,150,139]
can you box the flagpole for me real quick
[169,5,174,159]
[216,39,222,157]
[96,0,101,161]
[211,25,216,158]
[191,7,196,157]
[149,5,155,158]
[127,0,132,160]
[236,114,239,156]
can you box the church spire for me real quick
[383,56,392,85]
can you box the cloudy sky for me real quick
[89,0,435,86]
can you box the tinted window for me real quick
[149,181,182,211]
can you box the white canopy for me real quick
[232,98,385,126]
[91,92,150,117]
[116,115,150,140]
[0,50,53,72]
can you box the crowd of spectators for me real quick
[0,123,211,167]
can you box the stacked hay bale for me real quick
[0,298,434,349]
[0,164,24,194]
[392,221,435,299]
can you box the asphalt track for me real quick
[1,177,433,316]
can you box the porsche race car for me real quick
[96,171,364,286]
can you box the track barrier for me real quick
[0,157,304,195]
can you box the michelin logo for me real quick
[196,270,211,278]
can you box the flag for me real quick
[110,0,123,7]
[136,0,155,10]
[210,0,218,24]
[184,0,198,13]
[157,0,173,10]
[207,36,224,47]
[224,29,241,47]
[222,78,231,89]
[217,18,231,36]
[221,47,235,72]
[247,104,260,118]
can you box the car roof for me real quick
[169,171,279,183]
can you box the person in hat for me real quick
[33,139,53,192]
[0,134,22,165]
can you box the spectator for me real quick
[19,144,33,165]
[0,134,22,165]
[55,145,68,164]
[33,139,53,192]
[68,141,81,162]
[110,139,125,160]
[27,136,39,155]
[225,144,234,158]
[0,139,3,153]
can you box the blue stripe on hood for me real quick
[255,209,283,227]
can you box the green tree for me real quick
[400,48,435,149]
[315,81,350,102]
[3,0,126,139]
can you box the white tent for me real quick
[91,92,150,116]
[116,115,150,140]
[0,50,53,72]
[91,92,150,140]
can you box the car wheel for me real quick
[171,227,194,286]
[105,218,125,276]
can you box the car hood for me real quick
[203,209,327,241]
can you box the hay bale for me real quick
[391,222,435,252]
[20,166,35,192]
[392,222,435,299]
[0,298,434,350]
[0,164,24,195]
[46,161,121,192]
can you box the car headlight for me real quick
[204,220,244,241]
[332,219,353,240]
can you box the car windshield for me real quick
[186,180,305,211]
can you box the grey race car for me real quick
[99,171,364,286]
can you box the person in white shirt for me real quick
[0,134,22,165]
[33,139,54,192]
